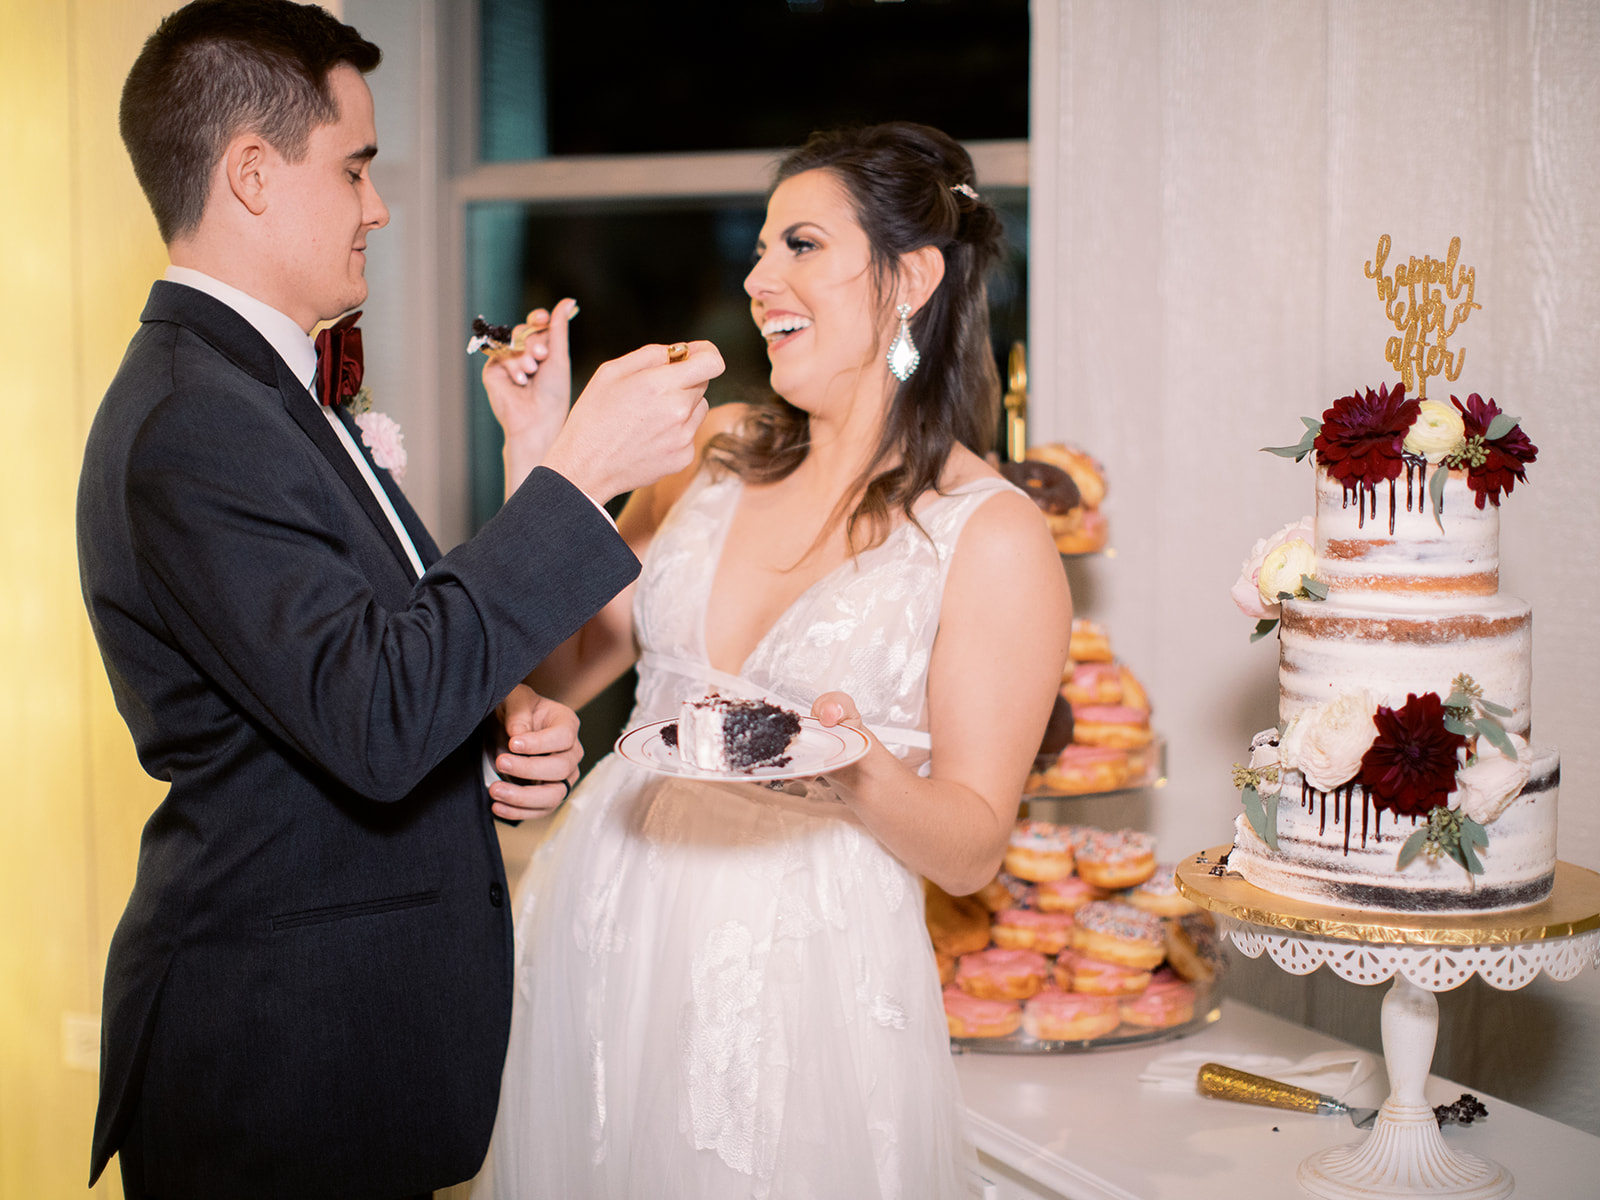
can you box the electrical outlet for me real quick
[62,1011,100,1072]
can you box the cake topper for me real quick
[1363,234,1480,398]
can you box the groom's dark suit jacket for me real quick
[77,282,638,1198]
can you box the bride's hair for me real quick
[706,121,1005,556]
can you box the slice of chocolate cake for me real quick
[677,695,802,772]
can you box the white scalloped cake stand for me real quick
[1177,851,1600,1199]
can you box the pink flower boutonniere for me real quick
[353,408,407,483]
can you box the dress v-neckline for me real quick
[697,474,1008,678]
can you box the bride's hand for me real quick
[488,683,584,821]
[811,691,893,796]
[481,299,580,494]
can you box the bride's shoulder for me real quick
[937,447,1056,555]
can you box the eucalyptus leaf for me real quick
[1428,462,1448,530]
[1460,837,1485,875]
[1397,828,1429,871]
[1444,686,1472,709]
[1241,786,1272,848]
[1485,413,1519,441]
[1250,618,1279,643]
[1300,576,1329,601]
[1474,713,1517,760]
[1479,697,1514,718]
[1462,816,1489,849]
[1263,427,1319,461]
[1445,840,1470,872]
[1443,715,1473,736]
[1301,416,1323,432]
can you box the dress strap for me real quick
[637,650,932,751]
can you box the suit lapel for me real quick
[139,282,433,581]
[326,399,442,569]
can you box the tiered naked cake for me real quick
[1227,238,1558,914]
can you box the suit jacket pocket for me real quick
[270,889,441,931]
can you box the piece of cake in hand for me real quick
[675,694,802,772]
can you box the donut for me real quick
[970,875,1018,913]
[1119,972,1196,1029]
[1068,618,1113,663]
[1052,508,1109,555]
[924,881,993,957]
[1034,875,1109,913]
[1053,947,1152,995]
[943,985,1022,1038]
[1123,864,1199,917]
[1041,744,1130,794]
[1062,662,1124,707]
[1071,704,1153,750]
[955,947,1051,1001]
[990,907,1075,955]
[1022,986,1121,1041]
[998,459,1082,515]
[1004,820,1074,882]
[1069,901,1167,971]
[1164,911,1226,984]
[1075,830,1158,891]
[935,948,957,986]
[1038,691,1076,756]
[1026,443,1107,510]
[1117,664,1150,713]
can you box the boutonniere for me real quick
[344,386,407,483]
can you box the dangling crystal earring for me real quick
[887,303,920,382]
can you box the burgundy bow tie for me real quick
[314,311,364,406]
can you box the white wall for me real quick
[1031,0,1600,1134]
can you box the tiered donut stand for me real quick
[1177,849,1600,1198]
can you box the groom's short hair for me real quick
[121,0,381,243]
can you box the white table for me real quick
[954,1002,1600,1200]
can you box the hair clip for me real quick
[950,183,980,201]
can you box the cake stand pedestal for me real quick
[1177,850,1600,1199]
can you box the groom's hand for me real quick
[488,684,583,821]
[542,340,724,506]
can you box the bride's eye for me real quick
[786,235,818,256]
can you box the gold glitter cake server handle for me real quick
[1197,1063,1378,1129]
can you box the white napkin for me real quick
[1140,1049,1376,1100]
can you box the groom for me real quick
[78,2,720,1197]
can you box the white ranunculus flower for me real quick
[1231,517,1316,620]
[1403,399,1467,463]
[1453,733,1532,825]
[1282,692,1377,792]
[1256,538,1318,608]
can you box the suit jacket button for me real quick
[489,882,504,907]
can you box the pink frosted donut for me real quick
[1053,947,1152,996]
[1022,986,1122,1041]
[1070,900,1166,970]
[1041,744,1130,794]
[1004,820,1074,882]
[943,985,1022,1038]
[1062,662,1123,706]
[991,907,1075,955]
[955,947,1051,1001]
[1071,704,1153,750]
[1120,973,1197,1029]
[1075,829,1158,890]
[1034,875,1109,914]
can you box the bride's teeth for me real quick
[761,315,812,340]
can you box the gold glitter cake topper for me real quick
[1363,234,1481,397]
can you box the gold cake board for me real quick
[1175,846,1600,1198]
[1176,847,1600,946]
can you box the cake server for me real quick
[1197,1062,1379,1129]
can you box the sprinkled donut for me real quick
[1123,863,1198,917]
[1075,829,1158,891]
[1069,900,1167,971]
[1004,820,1074,882]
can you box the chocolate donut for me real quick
[999,459,1082,515]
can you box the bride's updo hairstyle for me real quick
[707,121,1006,554]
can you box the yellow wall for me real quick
[1,2,173,1196]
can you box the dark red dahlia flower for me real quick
[1313,382,1419,492]
[1452,393,1538,509]
[1359,692,1467,818]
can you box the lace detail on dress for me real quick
[681,920,771,1177]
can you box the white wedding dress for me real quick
[475,469,1014,1199]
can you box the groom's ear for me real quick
[223,134,271,217]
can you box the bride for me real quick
[475,122,1070,1199]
